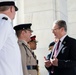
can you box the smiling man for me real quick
[45,20,76,75]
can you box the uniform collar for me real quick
[18,40,28,45]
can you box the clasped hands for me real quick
[44,56,58,67]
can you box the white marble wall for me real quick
[15,0,69,75]
[67,0,76,38]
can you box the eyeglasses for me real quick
[52,27,60,31]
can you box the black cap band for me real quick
[14,23,33,32]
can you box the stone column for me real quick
[16,0,25,24]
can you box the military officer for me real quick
[14,24,38,75]
[28,35,40,75]
[0,1,23,75]
[28,35,38,50]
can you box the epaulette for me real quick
[2,17,8,20]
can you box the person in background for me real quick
[47,42,55,60]
[14,24,38,75]
[28,35,38,50]
[44,41,55,75]
[0,1,23,75]
[28,35,40,75]
[44,37,59,65]
[45,20,76,75]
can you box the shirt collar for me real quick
[60,34,67,43]
[18,39,28,45]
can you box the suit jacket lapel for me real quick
[56,35,69,57]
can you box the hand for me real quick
[44,56,52,67]
[51,57,58,66]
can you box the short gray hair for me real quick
[54,20,67,32]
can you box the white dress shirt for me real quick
[0,14,23,75]
[51,34,67,58]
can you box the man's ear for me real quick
[9,6,13,12]
[61,27,64,32]
[21,30,25,34]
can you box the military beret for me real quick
[14,23,33,32]
[0,1,18,11]
[49,41,55,47]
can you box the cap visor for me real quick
[36,41,38,43]
[33,40,38,43]
[15,6,18,11]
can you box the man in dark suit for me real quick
[45,20,76,75]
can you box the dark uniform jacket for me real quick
[46,35,76,75]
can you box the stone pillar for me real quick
[55,0,68,21]
[67,0,76,38]
[16,0,25,24]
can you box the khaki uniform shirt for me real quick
[18,40,37,75]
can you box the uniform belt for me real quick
[27,65,37,70]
